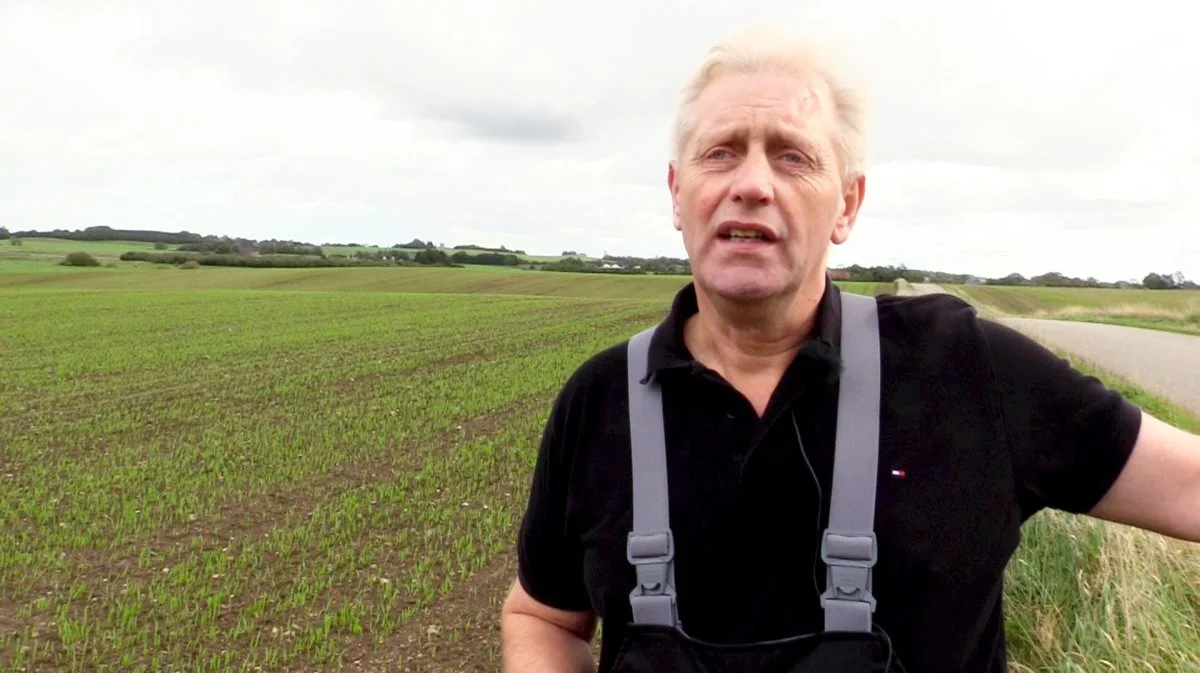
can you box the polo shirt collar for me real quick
[642,273,843,383]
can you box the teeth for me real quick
[726,229,765,240]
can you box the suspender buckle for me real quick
[627,531,674,588]
[820,530,878,612]
[627,531,679,626]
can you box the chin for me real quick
[698,269,795,302]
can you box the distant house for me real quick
[601,263,623,270]
[964,276,984,285]
[828,269,851,280]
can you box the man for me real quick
[500,26,1200,673]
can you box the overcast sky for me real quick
[3,1,1197,281]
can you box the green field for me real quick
[0,263,891,301]
[0,238,168,271]
[0,268,890,672]
[2,257,1197,671]
[1,289,668,672]
[1,238,583,270]
[952,284,1200,336]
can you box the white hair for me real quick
[670,26,871,180]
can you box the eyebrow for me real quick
[693,123,820,154]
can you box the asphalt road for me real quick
[896,283,1200,416]
[998,317,1200,418]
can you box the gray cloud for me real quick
[1,0,1197,281]
[412,102,585,145]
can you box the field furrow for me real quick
[1,287,663,672]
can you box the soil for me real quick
[345,548,519,673]
[343,546,602,673]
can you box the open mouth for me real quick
[718,227,775,243]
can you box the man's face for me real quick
[669,69,864,303]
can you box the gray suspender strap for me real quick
[821,290,882,633]
[624,289,881,632]
[625,326,680,628]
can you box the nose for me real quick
[729,152,773,206]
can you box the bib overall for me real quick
[610,291,901,673]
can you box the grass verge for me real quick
[1004,350,1200,672]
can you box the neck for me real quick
[685,281,825,380]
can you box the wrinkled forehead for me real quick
[689,70,837,150]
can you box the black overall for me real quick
[609,290,900,673]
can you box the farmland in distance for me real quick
[0,262,892,300]
[951,284,1200,335]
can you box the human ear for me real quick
[668,162,682,231]
[831,173,865,245]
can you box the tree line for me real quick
[3,226,1194,288]
[983,270,1195,290]
[833,264,1195,290]
[4,225,207,245]
[119,251,403,268]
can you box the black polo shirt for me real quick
[516,278,1142,673]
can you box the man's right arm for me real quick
[500,579,597,673]
[503,361,603,672]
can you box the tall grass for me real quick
[1004,354,1200,672]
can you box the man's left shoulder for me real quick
[874,291,985,348]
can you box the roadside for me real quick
[1001,317,1200,418]
[894,286,1200,670]
[905,283,1200,417]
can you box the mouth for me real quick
[716,221,777,243]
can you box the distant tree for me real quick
[1143,272,1172,290]
[555,256,586,270]
[987,273,1028,286]
[119,251,396,268]
[60,252,100,267]
[413,248,451,265]
[10,236,20,246]
[10,226,205,245]
[154,241,169,250]
[450,251,520,266]
[1030,271,1069,287]
[0,226,8,240]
